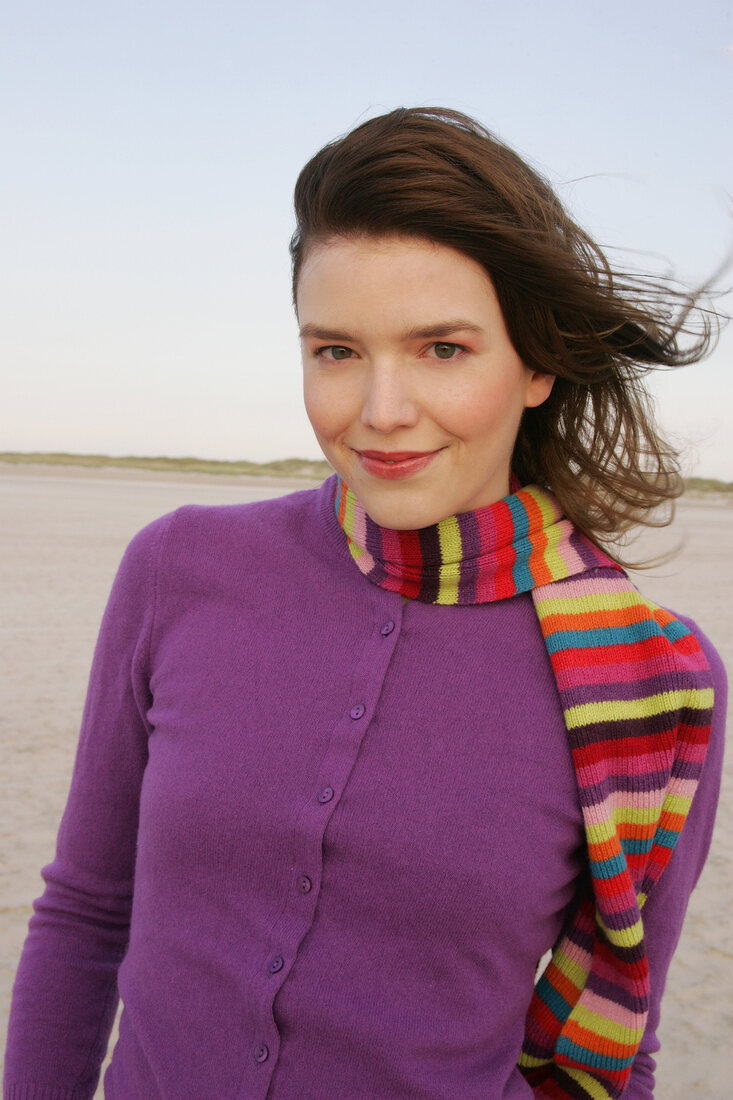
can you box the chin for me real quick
[355,493,444,532]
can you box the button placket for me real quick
[312,602,402,816]
[250,595,403,1086]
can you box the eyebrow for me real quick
[298,320,484,341]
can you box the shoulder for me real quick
[123,481,328,570]
[639,601,726,783]
[116,479,346,617]
[666,613,726,867]
[674,613,727,696]
[614,568,727,702]
[672,612,726,797]
[166,481,324,544]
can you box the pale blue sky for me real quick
[2,0,732,475]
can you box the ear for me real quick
[524,370,555,409]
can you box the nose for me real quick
[360,361,419,433]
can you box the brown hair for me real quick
[290,107,722,558]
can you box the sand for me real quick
[1,464,731,1097]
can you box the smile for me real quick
[356,450,442,480]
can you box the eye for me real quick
[317,345,354,361]
[429,342,465,360]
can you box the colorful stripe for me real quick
[521,571,713,1098]
[333,478,713,1100]
[334,480,619,603]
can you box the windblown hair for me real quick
[290,107,721,557]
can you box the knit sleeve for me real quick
[622,619,726,1098]
[3,513,172,1100]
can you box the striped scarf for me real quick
[334,478,713,1099]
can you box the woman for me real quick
[4,108,726,1099]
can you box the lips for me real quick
[355,448,442,480]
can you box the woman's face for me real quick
[297,235,554,530]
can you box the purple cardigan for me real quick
[4,478,726,1099]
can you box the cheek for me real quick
[303,384,328,438]
[303,373,350,441]
[438,373,527,441]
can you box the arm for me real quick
[3,515,171,1100]
[623,621,727,1098]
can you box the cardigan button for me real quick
[297,874,313,894]
[254,1043,269,1063]
[268,955,284,974]
[349,703,366,720]
[318,786,334,803]
[380,620,395,636]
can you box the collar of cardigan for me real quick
[333,476,623,605]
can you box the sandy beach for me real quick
[1,463,731,1097]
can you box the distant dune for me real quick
[1,452,731,495]
[0,451,334,480]
[685,476,733,494]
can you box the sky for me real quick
[2,0,732,477]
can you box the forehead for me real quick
[295,235,498,321]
